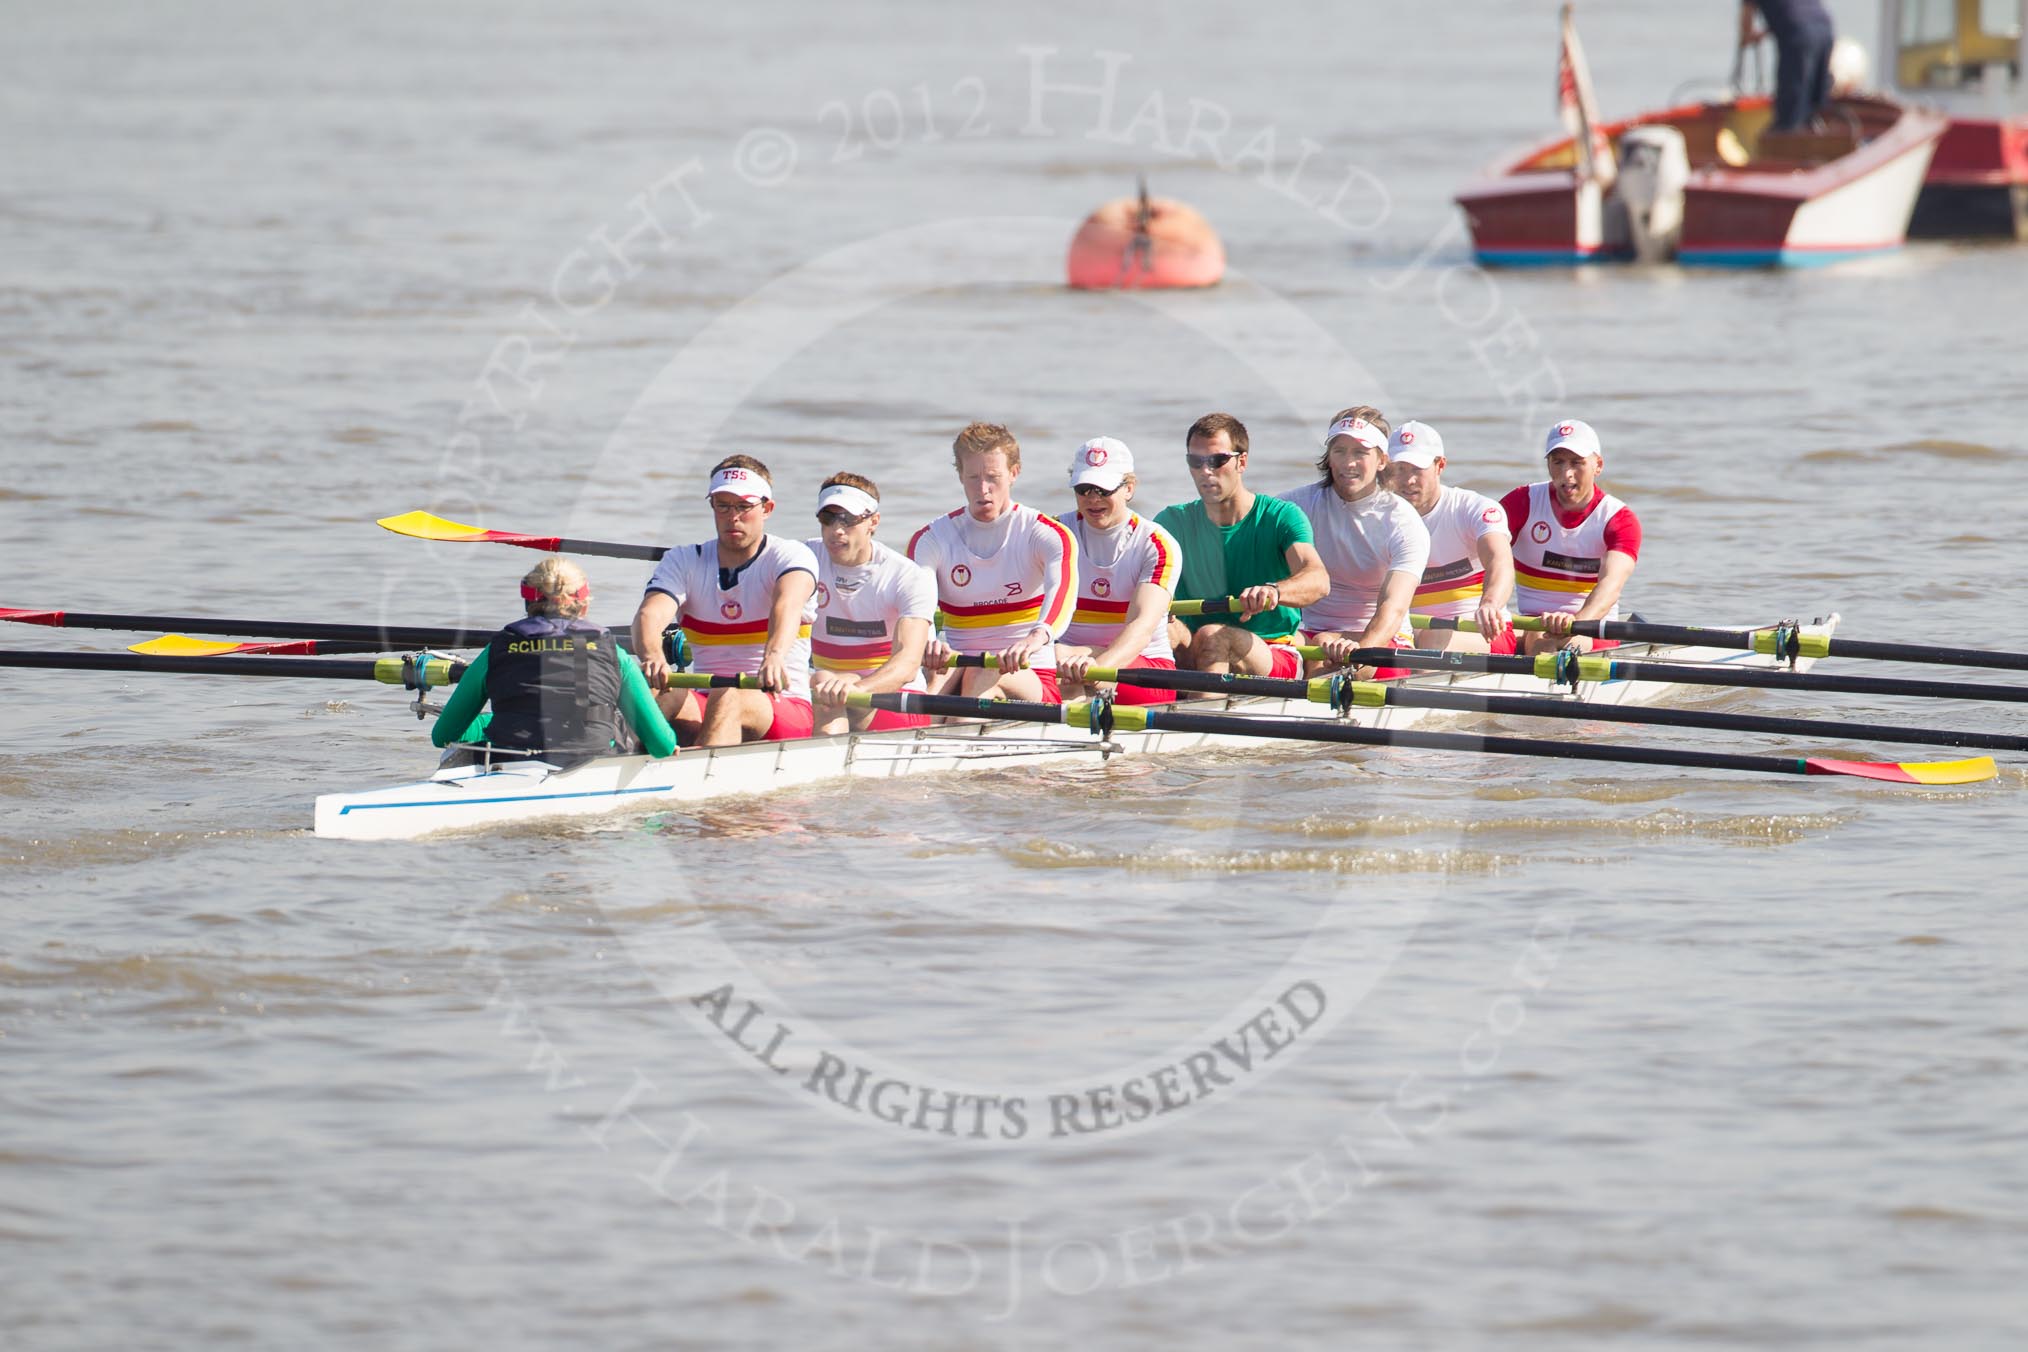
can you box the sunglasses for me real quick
[816,509,873,526]
[1185,451,1240,470]
[1073,483,1122,498]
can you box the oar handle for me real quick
[663,673,760,690]
[1169,597,1238,617]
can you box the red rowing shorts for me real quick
[865,707,931,731]
[1031,668,1062,704]
[1266,644,1303,680]
[1109,657,1178,706]
[763,695,815,742]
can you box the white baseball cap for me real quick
[1543,419,1602,461]
[707,464,773,502]
[1323,415,1386,451]
[814,482,879,518]
[1069,436,1134,491]
[1388,420,1444,469]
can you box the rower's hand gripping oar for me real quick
[844,690,1997,786]
[376,511,668,562]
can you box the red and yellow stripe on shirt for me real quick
[1412,568,1487,609]
[938,595,1047,631]
[810,637,892,672]
[681,613,814,647]
[1070,596,1132,628]
[1511,562,1596,595]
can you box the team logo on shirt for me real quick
[815,583,830,609]
[1530,521,1552,543]
[1092,577,1111,597]
[1482,507,1502,523]
[951,564,972,587]
[721,600,743,619]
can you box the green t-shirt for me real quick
[431,645,678,758]
[1153,493,1313,639]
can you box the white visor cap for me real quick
[815,483,879,518]
[707,464,773,502]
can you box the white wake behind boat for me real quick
[312,618,1838,841]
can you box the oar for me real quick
[1313,646,2028,707]
[1066,664,2028,754]
[130,635,402,657]
[0,649,465,686]
[0,650,746,691]
[846,691,1996,786]
[1416,614,2028,673]
[4,606,519,649]
[377,511,668,562]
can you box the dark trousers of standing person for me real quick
[1771,23,1833,131]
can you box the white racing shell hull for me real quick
[314,627,1833,841]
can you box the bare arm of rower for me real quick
[1539,549,1637,641]
[632,591,679,690]
[999,516,1078,670]
[1475,530,1516,638]
[1238,541,1327,620]
[1354,569,1418,654]
[760,569,816,694]
[1063,582,1171,682]
[1572,549,1635,624]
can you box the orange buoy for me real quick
[1066,182,1224,290]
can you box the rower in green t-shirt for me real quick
[1152,412,1329,681]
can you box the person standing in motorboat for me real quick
[1740,0,1837,131]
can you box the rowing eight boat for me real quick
[312,615,1842,841]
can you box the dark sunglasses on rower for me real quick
[816,509,872,526]
[1185,452,1239,470]
[1073,483,1122,498]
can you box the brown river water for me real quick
[4,1,2026,1346]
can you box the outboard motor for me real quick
[1616,125,1691,263]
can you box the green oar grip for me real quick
[1754,629,1833,659]
[371,657,460,688]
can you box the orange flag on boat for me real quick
[1556,3,1617,189]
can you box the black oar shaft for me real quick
[1373,648,2028,705]
[1133,705,1818,777]
[3,608,643,651]
[1390,687,2028,753]
[1574,619,2028,673]
[7,609,498,647]
[0,650,465,683]
[1819,636,2028,672]
[879,688,1815,776]
[1606,657,2028,704]
[556,537,668,562]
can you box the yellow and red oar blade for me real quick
[376,510,562,550]
[130,634,345,657]
[375,510,667,562]
[1803,755,1997,785]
